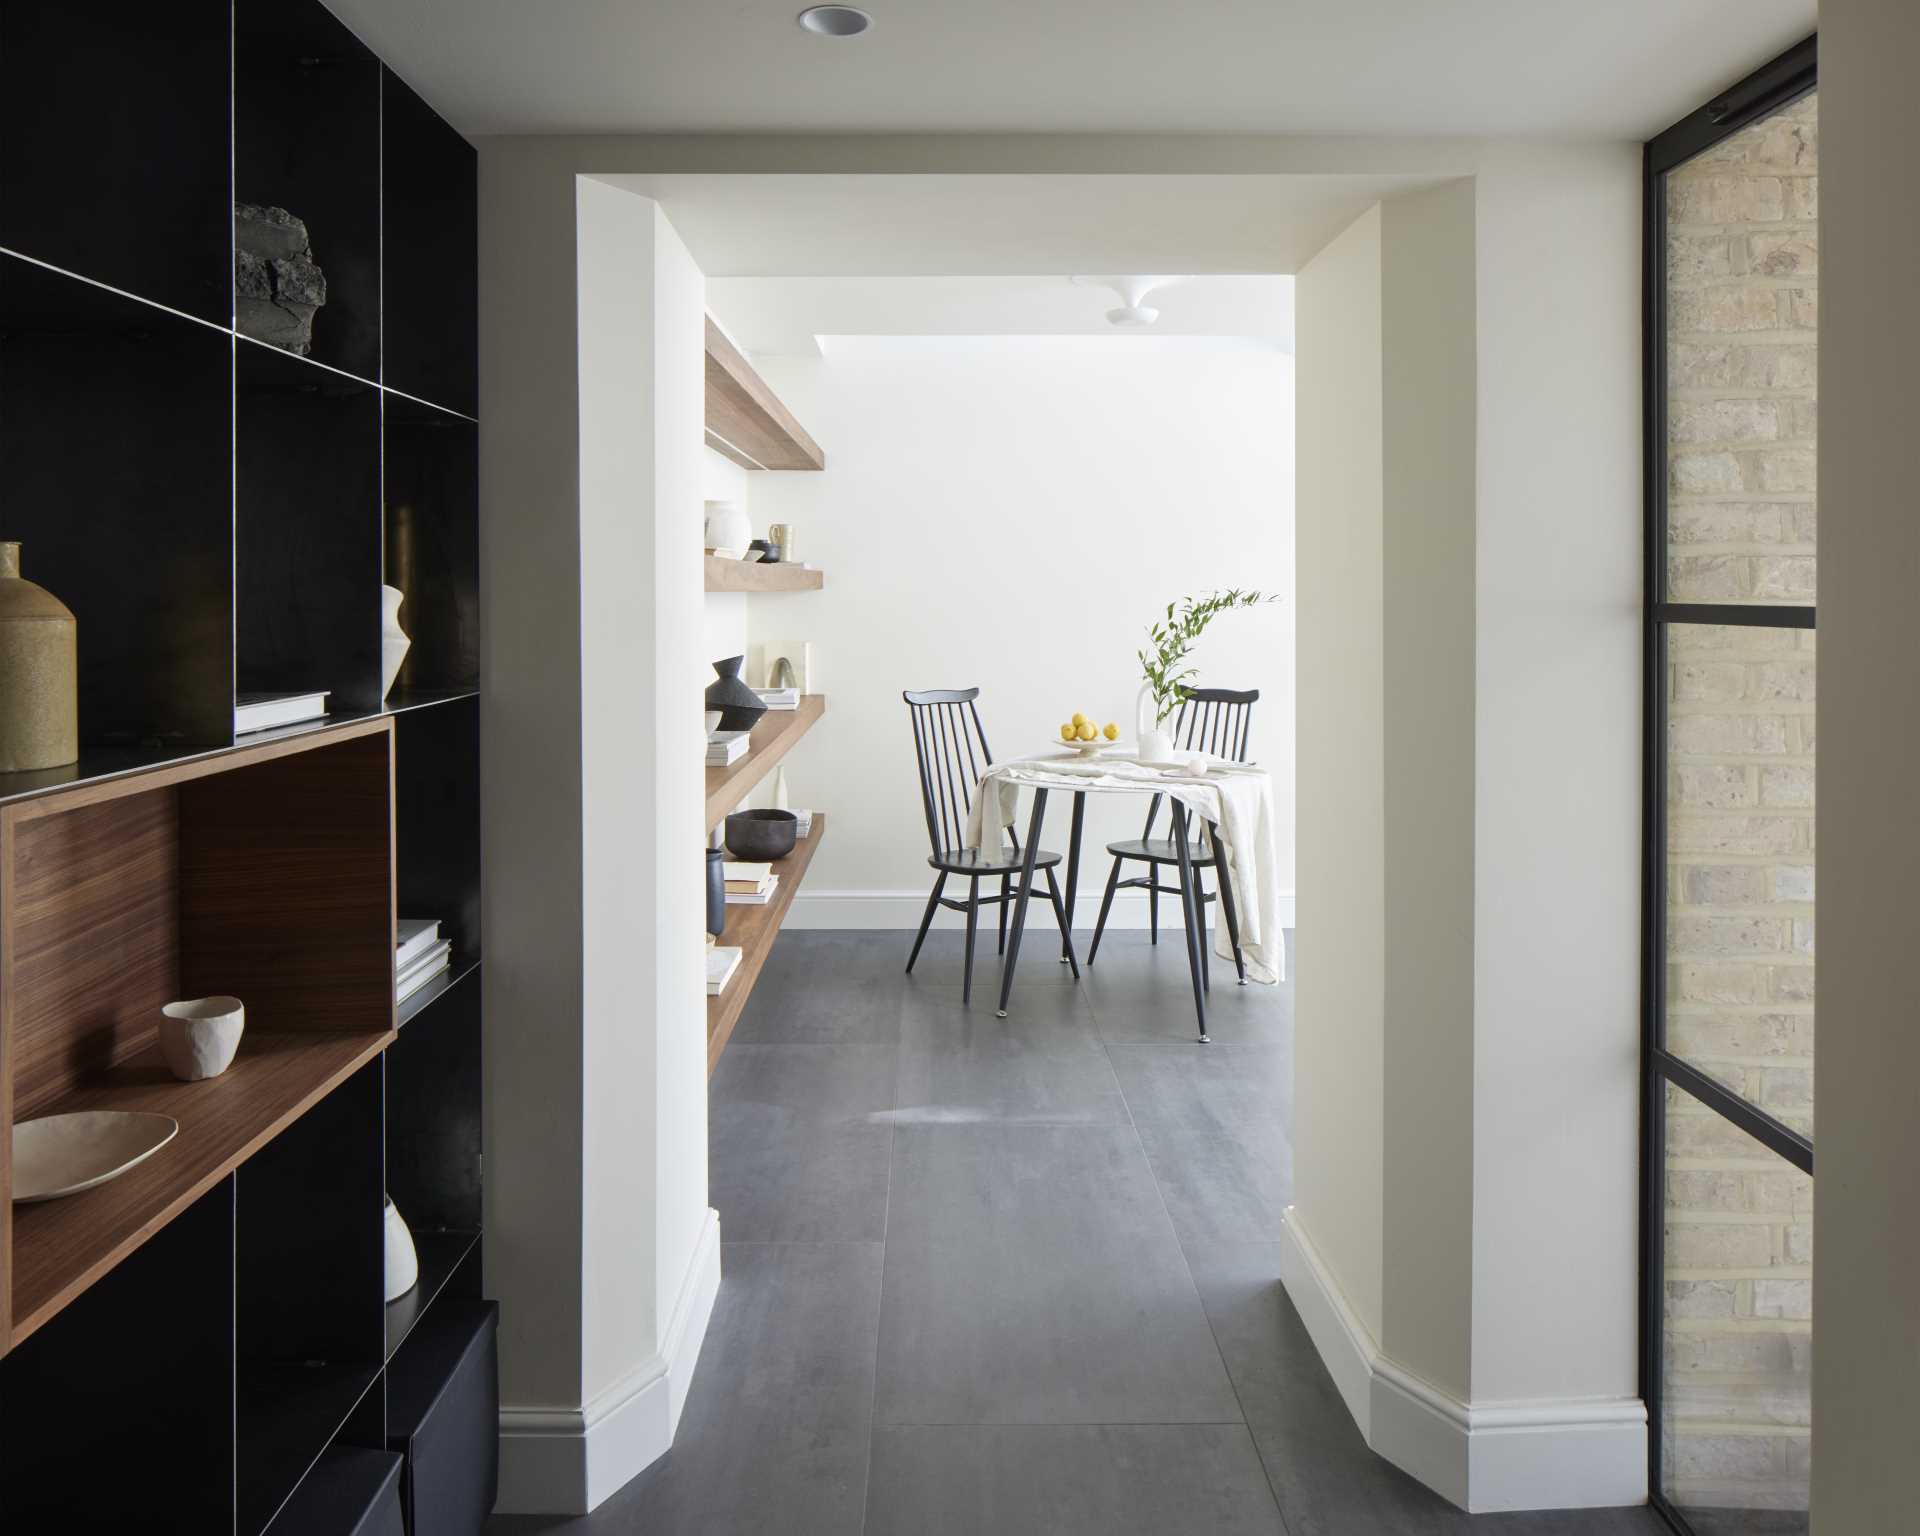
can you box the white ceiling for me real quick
[326,0,1811,139]
[602,172,1437,277]
[708,275,1295,355]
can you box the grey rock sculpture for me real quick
[235,202,328,355]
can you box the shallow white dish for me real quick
[11,1111,180,1203]
[1047,737,1117,758]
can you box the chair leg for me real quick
[998,874,1010,954]
[1195,867,1211,993]
[1213,839,1249,985]
[963,876,980,1005]
[906,874,945,974]
[1149,878,1159,944]
[1087,857,1123,965]
[1170,803,1210,1043]
[1043,865,1081,979]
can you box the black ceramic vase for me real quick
[706,654,766,732]
[706,847,727,938]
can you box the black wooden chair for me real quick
[903,688,1075,1004]
[1087,687,1258,985]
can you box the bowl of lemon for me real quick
[1054,713,1121,756]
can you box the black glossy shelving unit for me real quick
[0,1,486,1530]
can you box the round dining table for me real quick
[964,749,1283,1042]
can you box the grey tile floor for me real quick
[491,928,1669,1536]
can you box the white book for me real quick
[397,938,452,990]
[396,918,442,971]
[399,948,451,1006]
[706,945,743,996]
[722,862,772,882]
[706,739,749,766]
[726,874,780,905]
[236,690,330,734]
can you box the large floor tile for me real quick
[863,1424,1284,1535]
[875,1124,1240,1425]
[1083,933,1295,1046]
[732,931,908,1043]
[708,1044,896,1241]
[535,1242,884,1535]
[892,996,1128,1128]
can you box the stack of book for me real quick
[724,862,779,905]
[236,690,330,734]
[707,945,743,996]
[397,917,452,1004]
[706,730,750,767]
[753,686,800,712]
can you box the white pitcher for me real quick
[1136,684,1174,765]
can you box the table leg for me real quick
[1210,823,1249,985]
[1170,801,1211,1044]
[996,788,1049,1019]
[1062,790,1086,962]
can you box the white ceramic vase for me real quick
[384,1195,419,1302]
[704,500,752,558]
[159,996,246,1081]
[1135,684,1174,765]
[380,585,411,701]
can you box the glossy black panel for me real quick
[235,0,380,379]
[383,395,478,691]
[236,341,382,710]
[0,255,234,749]
[0,1178,236,1533]
[0,1,232,324]
[394,697,481,965]
[387,958,483,1235]
[381,69,477,415]
[237,1060,386,1536]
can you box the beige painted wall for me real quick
[1380,178,1479,1405]
[1811,3,1920,1529]
[1294,202,1388,1346]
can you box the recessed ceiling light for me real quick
[798,5,873,38]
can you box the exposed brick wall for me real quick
[1662,91,1816,1517]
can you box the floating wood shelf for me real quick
[705,695,826,830]
[707,815,827,1074]
[704,315,825,472]
[9,1030,392,1349]
[703,555,825,594]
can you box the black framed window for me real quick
[1644,37,1816,1536]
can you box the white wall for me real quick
[480,155,720,1514]
[1293,203,1387,1357]
[1285,148,1644,1514]
[741,343,1295,926]
[1814,5,1920,1529]
[702,446,751,664]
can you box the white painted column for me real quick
[480,155,719,1515]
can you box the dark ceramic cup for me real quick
[725,808,798,862]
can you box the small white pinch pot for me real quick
[159,996,246,1082]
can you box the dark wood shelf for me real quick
[703,555,825,594]
[385,1227,481,1361]
[707,815,827,1074]
[705,695,826,830]
[9,1030,393,1350]
[704,315,825,472]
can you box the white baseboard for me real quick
[1278,1208,1646,1514]
[787,887,1297,932]
[496,1207,723,1515]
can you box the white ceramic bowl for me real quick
[13,1111,180,1202]
[159,996,245,1082]
[1049,736,1114,757]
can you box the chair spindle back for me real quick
[1171,686,1259,762]
[904,688,995,856]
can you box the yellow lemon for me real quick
[1077,722,1097,742]
[1060,722,1076,741]
[1103,722,1120,740]
[1071,712,1088,727]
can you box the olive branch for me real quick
[1138,589,1278,726]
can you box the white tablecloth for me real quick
[965,751,1285,985]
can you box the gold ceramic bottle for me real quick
[0,541,78,770]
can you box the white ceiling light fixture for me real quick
[797,5,873,38]
[1074,274,1188,328]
